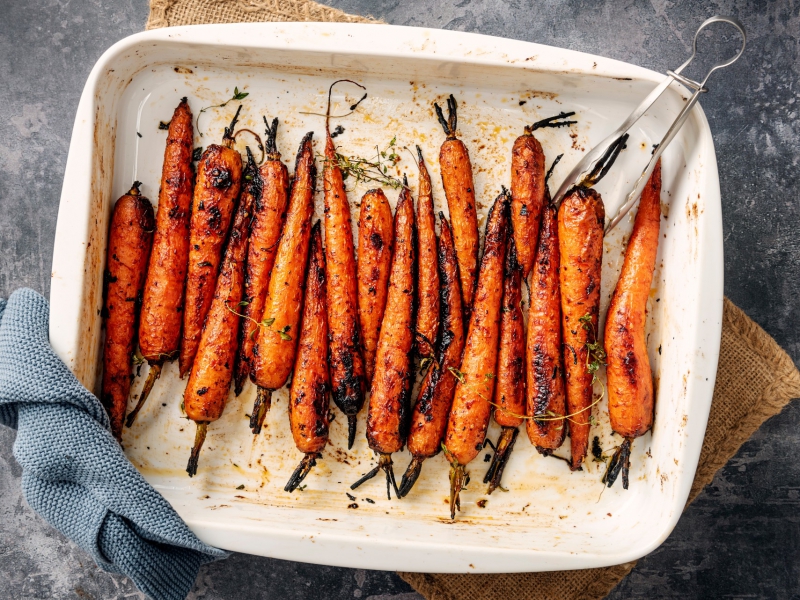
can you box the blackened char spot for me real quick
[210,167,232,189]
[369,232,383,251]
[207,206,222,231]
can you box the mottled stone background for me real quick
[1,0,798,598]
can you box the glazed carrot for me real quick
[234,118,290,395]
[324,84,367,449]
[356,188,394,384]
[285,222,330,492]
[179,107,244,377]
[414,146,440,358]
[603,160,662,489]
[435,95,479,319]
[128,98,193,428]
[399,216,465,498]
[353,186,416,499]
[558,186,605,471]
[483,235,525,493]
[251,132,317,434]
[101,182,154,440]
[510,112,575,276]
[184,157,254,476]
[443,190,509,519]
[525,201,567,453]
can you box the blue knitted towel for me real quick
[0,288,228,600]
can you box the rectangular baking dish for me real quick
[50,22,723,573]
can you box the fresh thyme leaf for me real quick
[238,300,249,306]
[196,86,249,136]
[326,137,404,189]
[236,484,245,490]
[262,318,275,327]
[159,120,171,130]
[484,372,495,380]
[448,367,466,384]
[298,485,307,491]
[279,331,292,341]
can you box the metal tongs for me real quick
[551,16,747,232]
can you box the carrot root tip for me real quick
[484,426,519,494]
[124,362,162,428]
[285,453,321,492]
[250,387,272,434]
[398,455,425,498]
[602,437,633,489]
[186,422,208,477]
[346,414,357,450]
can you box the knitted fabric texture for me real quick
[0,288,228,600]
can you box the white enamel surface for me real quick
[49,22,722,573]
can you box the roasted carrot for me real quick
[399,215,465,497]
[356,188,394,384]
[234,118,290,395]
[184,154,254,476]
[250,131,317,434]
[603,160,662,489]
[510,112,575,276]
[414,146,440,359]
[285,222,330,492]
[443,190,509,518]
[558,186,605,471]
[179,106,244,378]
[556,134,628,471]
[324,83,367,449]
[128,98,194,428]
[101,182,154,440]
[353,185,417,499]
[483,235,524,493]
[525,198,567,454]
[435,95,479,319]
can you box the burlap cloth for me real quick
[147,2,800,598]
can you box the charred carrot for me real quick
[285,222,331,492]
[414,146,440,359]
[324,81,368,449]
[353,184,417,499]
[250,132,316,434]
[101,182,154,440]
[510,112,575,276]
[435,95,479,319]
[603,160,662,489]
[179,106,244,377]
[234,118,290,395]
[356,188,394,384]
[483,235,524,493]
[399,216,465,497]
[128,98,194,427]
[525,175,567,454]
[558,135,627,470]
[443,190,509,519]
[184,155,254,476]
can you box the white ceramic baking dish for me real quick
[50,22,723,573]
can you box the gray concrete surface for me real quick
[0,0,798,598]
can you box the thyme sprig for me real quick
[224,300,292,341]
[196,86,249,137]
[325,137,404,189]
[579,314,607,383]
